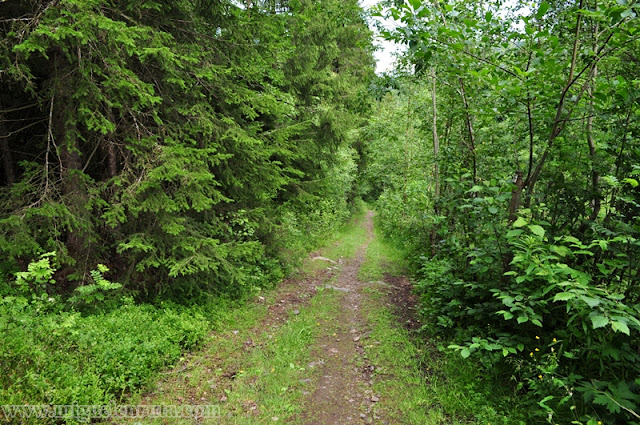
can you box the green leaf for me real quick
[528,225,545,237]
[536,1,550,19]
[499,310,514,319]
[408,0,422,10]
[594,91,608,102]
[513,217,528,228]
[461,348,471,358]
[550,245,571,256]
[611,321,630,335]
[621,9,636,18]
[553,292,575,302]
[580,296,601,308]
[517,315,529,324]
[539,395,555,411]
[488,206,498,214]
[590,314,609,329]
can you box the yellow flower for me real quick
[535,348,540,352]
[529,352,534,357]
[553,338,557,342]
[535,336,540,340]
[538,375,543,379]
[598,421,602,425]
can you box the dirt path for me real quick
[299,210,379,424]
[113,210,417,425]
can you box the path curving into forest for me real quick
[110,209,423,425]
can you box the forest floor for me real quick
[108,210,458,425]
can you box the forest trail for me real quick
[113,209,423,425]
[299,210,379,424]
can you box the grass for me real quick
[307,203,369,275]
[218,287,341,424]
[2,205,527,425]
[358,213,406,282]
[361,289,524,425]
[0,301,212,424]
[117,285,342,425]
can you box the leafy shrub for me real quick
[0,255,209,424]
[415,218,640,424]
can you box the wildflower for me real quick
[538,375,543,379]
[553,338,557,342]
[529,352,534,357]
[535,336,540,340]
[551,347,555,352]
[535,348,540,352]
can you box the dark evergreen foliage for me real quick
[0,0,375,296]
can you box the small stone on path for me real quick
[312,256,337,264]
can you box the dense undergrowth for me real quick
[365,0,640,423]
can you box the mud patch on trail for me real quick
[261,268,332,329]
[382,273,421,332]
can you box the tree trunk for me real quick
[524,0,584,206]
[431,68,440,256]
[53,49,89,260]
[459,78,477,184]
[402,93,413,213]
[0,115,15,185]
[57,117,86,257]
[106,142,118,178]
[587,17,600,221]
[432,68,440,197]
[508,170,525,223]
